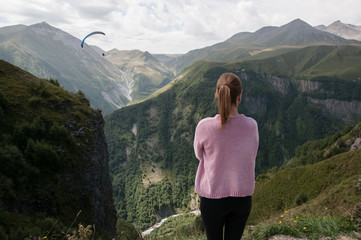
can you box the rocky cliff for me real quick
[0,60,116,238]
[64,111,117,236]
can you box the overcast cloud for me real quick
[1,0,361,53]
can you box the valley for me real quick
[1,18,361,239]
[105,44,361,231]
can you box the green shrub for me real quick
[28,96,43,107]
[116,219,142,240]
[294,192,309,206]
[25,139,62,172]
[48,78,60,87]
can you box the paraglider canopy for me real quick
[81,31,105,48]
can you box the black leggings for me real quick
[200,196,252,240]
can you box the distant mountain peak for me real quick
[329,20,346,27]
[283,18,312,29]
[31,21,51,27]
[30,22,60,32]
[143,51,154,60]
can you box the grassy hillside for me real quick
[0,60,116,239]
[251,134,361,223]
[105,44,361,230]
[230,45,361,81]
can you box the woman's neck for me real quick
[230,105,239,116]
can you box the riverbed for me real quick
[142,210,201,236]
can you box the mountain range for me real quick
[162,19,361,73]
[0,22,177,115]
[1,19,361,115]
[1,18,361,237]
[315,20,361,41]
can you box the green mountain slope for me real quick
[105,45,361,229]
[0,60,116,239]
[166,19,361,74]
[251,122,361,224]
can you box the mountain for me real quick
[315,20,361,41]
[0,22,132,114]
[166,19,361,73]
[105,49,176,102]
[104,44,361,229]
[0,60,116,238]
[227,19,351,46]
[0,22,184,115]
[1,19,359,115]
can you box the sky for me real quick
[1,0,361,54]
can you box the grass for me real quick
[141,212,360,240]
[250,148,361,225]
[244,214,360,240]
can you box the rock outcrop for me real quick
[0,60,117,238]
[62,109,117,237]
[296,79,321,92]
[308,97,361,124]
[78,112,117,236]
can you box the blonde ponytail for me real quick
[215,73,242,129]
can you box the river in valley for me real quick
[142,210,200,236]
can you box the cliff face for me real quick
[261,76,361,125]
[266,74,292,95]
[0,60,116,238]
[66,112,117,236]
[294,79,361,124]
[307,98,361,124]
[296,79,321,92]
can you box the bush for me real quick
[25,139,62,172]
[28,96,43,107]
[294,192,309,206]
[48,78,60,87]
[116,219,142,240]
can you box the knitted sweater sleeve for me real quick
[193,121,204,160]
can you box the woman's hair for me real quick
[215,72,242,128]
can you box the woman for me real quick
[194,72,259,240]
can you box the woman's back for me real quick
[194,114,258,199]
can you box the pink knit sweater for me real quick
[194,114,259,199]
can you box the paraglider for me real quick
[81,31,105,48]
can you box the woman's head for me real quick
[215,72,243,128]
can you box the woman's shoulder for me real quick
[197,115,219,128]
[239,114,258,127]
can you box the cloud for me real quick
[1,0,361,53]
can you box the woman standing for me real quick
[194,72,259,240]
